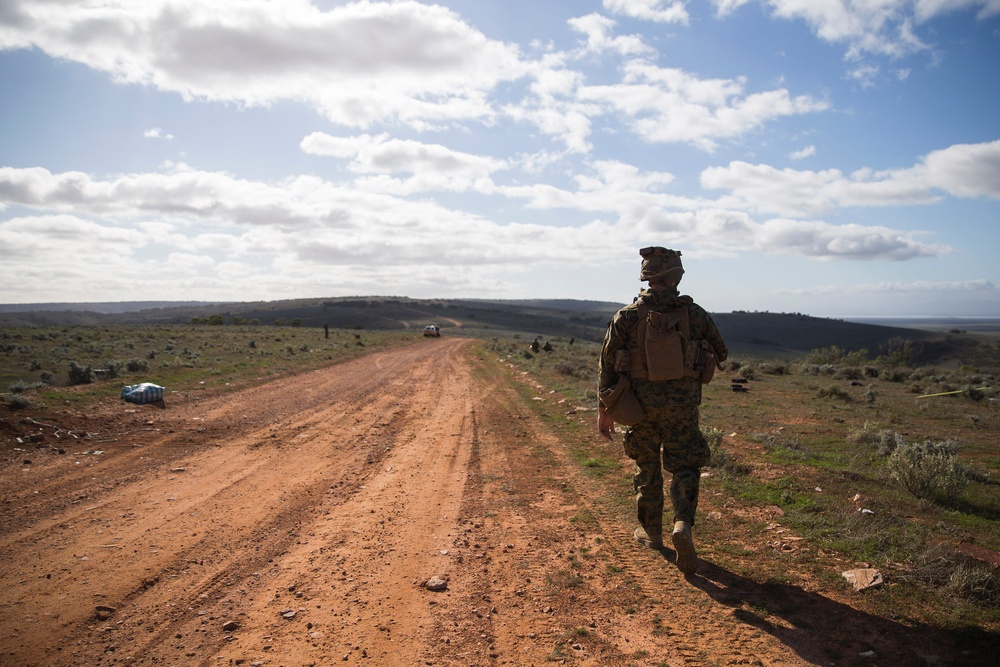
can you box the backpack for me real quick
[629,299,717,384]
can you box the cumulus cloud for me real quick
[494,162,947,260]
[0,0,529,129]
[0,157,951,304]
[0,0,831,155]
[789,145,816,160]
[144,128,174,140]
[0,165,617,290]
[568,13,654,56]
[602,0,690,24]
[753,218,946,260]
[915,140,1000,198]
[710,0,1000,61]
[701,140,1000,216]
[300,132,508,193]
[578,60,828,152]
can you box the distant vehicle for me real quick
[423,325,441,337]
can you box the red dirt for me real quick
[0,339,984,666]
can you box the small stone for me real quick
[95,605,116,621]
[424,576,448,592]
[281,609,297,620]
[222,621,239,632]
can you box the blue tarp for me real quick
[121,383,165,404]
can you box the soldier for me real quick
[598,247,727,575]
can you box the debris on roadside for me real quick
[121,383,166,406]
[842,568,884,591]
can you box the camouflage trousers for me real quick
[622,405,710,538]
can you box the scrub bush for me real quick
[887,440,968,503]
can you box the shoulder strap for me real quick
[630,298,650,379]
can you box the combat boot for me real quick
[633,526,662,549]
[671,520,697,574]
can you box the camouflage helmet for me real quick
[639,246,684,283]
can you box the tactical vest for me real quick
[628,299,716,384]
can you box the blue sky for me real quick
[1,0,998,317]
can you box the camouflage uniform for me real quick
[599,286,728,539]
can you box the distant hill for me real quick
[0,301,218,315]
[1,297,996,367]
[711,311,941,359]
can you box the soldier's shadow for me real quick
[661,555,996,666]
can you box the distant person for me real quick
[598,247,727,575]
[323,321,329,339]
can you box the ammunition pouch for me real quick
[630,300,718,385]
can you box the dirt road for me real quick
[0,339,972,666]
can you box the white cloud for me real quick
[300,132,508,193]
[754,218,946,260]
[493,161,947,260]
[711,0,753,16]
[0,157,953,306]
[602,0,690,24]
[0,214,145,252]
[0,165,615,283]
[578,60,828,151]
[0,0,530,129]
[144,127,174,140]
[788,145,816,160]
[710,0,1000,61]
[701,140,1000,216]
[568,13,654,56]
[502,52,598,153]
[915,140,1000,198]
[914,0,1000,21]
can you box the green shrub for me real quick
[804,345,870,366]
[887,440,968,503]
[879,368,910,383]
[848,422,903,456]
[67,360,95,385]
[9,380,45,393]
[8,394,35,409]
[836,366,864,380]
[962,385,986,402]
[126,358,150,373]
[817,385,852,401]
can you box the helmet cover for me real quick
[639,246,684,283]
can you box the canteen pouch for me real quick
[694,340,717,384]
[599,375,645,426]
